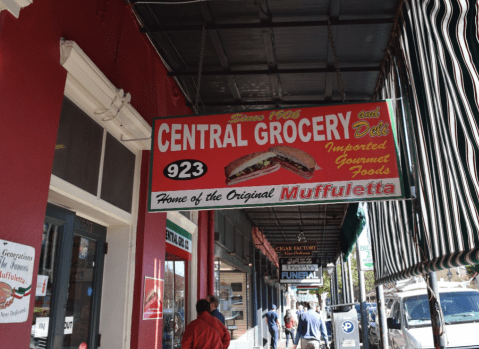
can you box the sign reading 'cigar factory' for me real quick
[149,101,404,211]
[275,242,317,256]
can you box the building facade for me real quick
[0,1,218,348]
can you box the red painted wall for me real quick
[131,151,167,349]
[197,211,209,300]
[0,0,190,347]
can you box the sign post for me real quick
[149,101,404,211]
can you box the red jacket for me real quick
[181,311,231,349]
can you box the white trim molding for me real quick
[60,39,152,152]
[0,0,32,18]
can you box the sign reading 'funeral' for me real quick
[149,101,404,211]
[280,261,323,285]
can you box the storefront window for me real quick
[213,260,251,340]
[30,206,106,349]
[163,254,186,349]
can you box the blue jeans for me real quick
[285,329,295,348]
[269,327,278,349]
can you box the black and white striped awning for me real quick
[369,0,479,285]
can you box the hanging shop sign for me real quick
[280,260,323,285]
[296,285,321,290]
[275,242,317,256]
[149,101,404,211]
[283,257,316,265]
[0,239,35,323]
[356,227,374,271]
[165,220,192,260]
[143,276,164,320]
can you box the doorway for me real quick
[163,253,187,349]
[30,203,106,349]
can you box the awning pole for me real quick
[426,272,447,349]
[334,264,339,305]
[357,244,369,349]
[330,273,335,305]
[340,254,347,303]
[344,257,350,303]
[347,255,355,303]
[376,284,389,349]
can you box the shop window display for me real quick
[163,255,186,349]
[214,260,251,340]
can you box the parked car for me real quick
[355,302,377,342]
[386,286,479,348]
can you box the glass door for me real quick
[163,254,186,349]
[30,204,106,349]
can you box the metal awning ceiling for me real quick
[244,204,348,266]
[130,0,401,262]
[132,0,401,114]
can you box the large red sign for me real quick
[149,101,403,211]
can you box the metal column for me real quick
[334,264,340,304]
[347,255,355,302]
[330,273,335,305]
[254,250,262,347]
[376,285,389,349]
[340,255,348,303]
[426,272,446,349]
[358,266,369,349]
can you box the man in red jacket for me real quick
[181,299,231,349]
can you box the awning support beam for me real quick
[168,66,380,77]
[139,18,395,33]
[185,99,367,107]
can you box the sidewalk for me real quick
[276,336,301,349]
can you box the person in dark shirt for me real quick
[265,304,280,349]
[207,295,225,325]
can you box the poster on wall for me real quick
[149,101,404,212]
[0,239,35,323]
[143,276,164,320]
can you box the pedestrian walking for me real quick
[297,304,304,317]
[284,309,296,349]
[293,302,329,349]
[265,304,280,349]
[181,299,230,349]
[207,294,225,325]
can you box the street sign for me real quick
[357,227,373,271]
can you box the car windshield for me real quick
[404,291,479,327]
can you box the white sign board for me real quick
[356,228,373,271]
[0,239,35,323]
[280,263,323,285]
[34,316,74,337]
